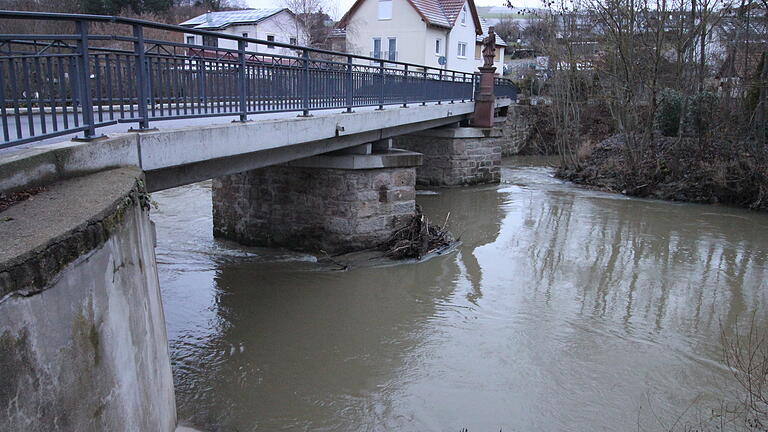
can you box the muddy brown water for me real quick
[152,157,768,431]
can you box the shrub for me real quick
[655,88,683,137]
[682,91,718,137]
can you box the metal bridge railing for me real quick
[0,11,519,149]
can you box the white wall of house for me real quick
[424,26,449,70]
[183,10,309,57]
[445,1,479,74]
[346,0,428,65]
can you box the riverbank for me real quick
[556,134,768,211]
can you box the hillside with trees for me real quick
[518,0,768,210]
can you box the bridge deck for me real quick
[0,99,511,193]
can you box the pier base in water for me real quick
[212,146,422,254]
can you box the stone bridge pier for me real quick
[212,141,422,254]
[394,125,504,186]
[212,123,506,254]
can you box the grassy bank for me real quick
[556,134,768,211]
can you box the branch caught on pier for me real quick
[381,205,454,260]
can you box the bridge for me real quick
[0,11,516,432]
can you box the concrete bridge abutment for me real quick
[212,146,422,254]
[0,168,176,432]
[394,126,503,186]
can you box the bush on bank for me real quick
[557,134,768,211]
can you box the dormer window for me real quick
[461,5,467,25]
[379,0,392,20]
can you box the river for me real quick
[151,157,768,431]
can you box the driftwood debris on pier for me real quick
[382,205,454,260]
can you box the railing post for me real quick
[133,24,150,130]
[377,59,384,110]
[461,73,466,103]
[450,71,455,104]
[437,69,442,105]
[345,55,353,113]
[422,67,427,106]
[75,20,97,139]
[237,39,247,122]
[402,64,408,108]
[301,49,310,117]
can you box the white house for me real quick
[337,0,506,74]
[180,9,309,56]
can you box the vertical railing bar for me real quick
[8,58,22,139]
[22,58,35,137]
[159,56,166,117]
[172,55,180,115]
[45,57,58,132]
[57,57,69,129]
[0,60,9,142]
[69,58,80,128]
[422,67,427,106]
[115,54,124,118]
[33,55,47,135]
[105,54,114,119]
[94,54,103,122]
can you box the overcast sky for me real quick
[244,0,543,19]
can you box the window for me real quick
[267,35,275,49]
[186,35,195,45]
[435,39,441,55]
[461,5,467,25]
[457,42,467,58]
[290,37,297,45]
[475,43,481,59]
[388,37,396,61]
[372,38,382,58]
[242,32,248,47]
[202,35,218,47]
[378,0,392,20]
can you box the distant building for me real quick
[336,0,506,74]
[180,9,310,56]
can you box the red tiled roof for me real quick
[339,0,482,34]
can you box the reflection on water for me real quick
[152,157,768,431]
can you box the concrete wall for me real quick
[394,126,503,186]
[0,168,176,432]
[212,164,417,253]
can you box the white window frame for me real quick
[435,39,441,55]
[457,42,467,58]
[186,35,195,45]
[266,34,275,49]
[461,5,467,25]
[378,0,393,20]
